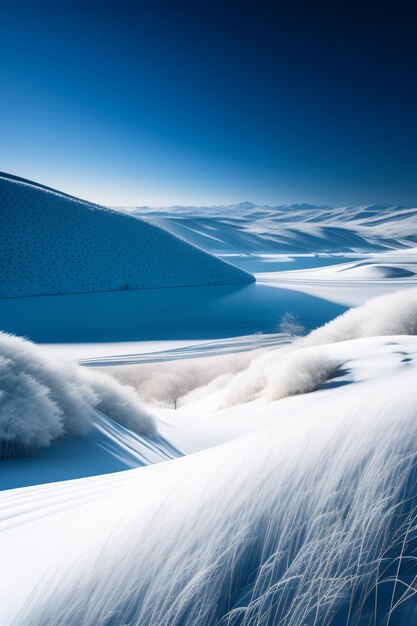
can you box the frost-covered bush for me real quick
[102,352,255,409]
[179,348,339,411]
[301,287,417,348]
[262,350,339,402]
[278,311,305,337]
[105,348,338,414]
[0,333,155,459]
[81,368,156,436]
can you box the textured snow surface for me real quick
[0,173,253,297]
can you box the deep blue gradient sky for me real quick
[1,1,416,206]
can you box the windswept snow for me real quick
[0,173,253,298]
[0,411,181,490]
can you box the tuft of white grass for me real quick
[0,333,155,458]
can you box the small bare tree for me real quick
[278,312,305,337]
[253,330,263,348]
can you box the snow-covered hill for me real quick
[124,201,417,254]
[0,173,253,298]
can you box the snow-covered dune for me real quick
[338,262,415,279]
[0,173,253,298]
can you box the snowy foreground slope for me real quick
[0,173,252,298]
[3,290,417,624]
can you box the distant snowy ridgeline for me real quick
[127,202,417,254]
[0,174,253,298]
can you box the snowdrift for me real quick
[0,173,253,298]
[338,262,415,279]
[0,332,155,459]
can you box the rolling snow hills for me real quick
[126,201,417,255]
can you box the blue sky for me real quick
[1,1,416,206]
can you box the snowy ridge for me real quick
[0,173,253,298]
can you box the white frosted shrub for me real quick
[301,287,417,347]
[263,350,339,401]
[0,333,156,458]
[186,349,339,412]
[103,346,338,413]
[82,368,155,436]
[103,352,254,408]
[0,356,63,450]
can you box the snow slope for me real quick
[0,410,181,491]
[0,173,253,298]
